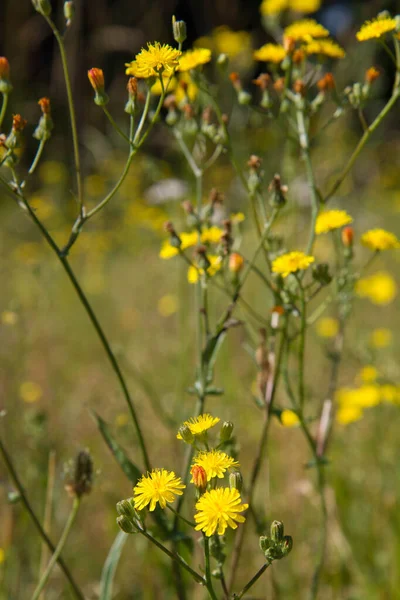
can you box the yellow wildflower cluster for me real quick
[192,450,239,480]
[356,272,397,305]
[260,0,321,15]
[336,383,400,425]
[303,39,346,59]
[253,43,286,63]
[284,19,329,41]
[178,48,212,71]
[356,16,397,42]
[272,251,315,278]
[125,42,181,79]
[361,228,400,251]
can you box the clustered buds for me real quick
[88,68,109,106]
[259,520,293,562]
[0,57,12,94]
[64,449,93,498]
[34,97,54,141]
[220,421,234,442]
[116,497,143,533]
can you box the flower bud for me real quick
[317,73,335,92]
[259,536,272,553]
[341,226,354,248]
[117,515,137,534]
[228,253,244,274]
[88,68,109,106]
[238,90,252,105]
[268,174,288,207]
[178,424,194,444]
[6,115,27,150]
[32,0,52,16]
[172,16,187,44]
[293,79,306,97]
[116,498,138,520]
[229,471,243,493]
[191,465,207,493]
[125,77,138,115]
[312,263,332,286]
[281,535,293,556]
[220,421,234,442]
[0,57,12,94]
[365,66,380,84]
[64,449,93,498]
[64,1,75,26]
[34,97,54,141]
[270,520,284,543]
[217,53,229,69]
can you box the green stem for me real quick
[0,437,84,600]
[28,139,46,175]
[31,498,81,600]
[297,280,307,410]
[0,93,8,129]
[309,465,328,600]
[43,16,84,218]
[166,505,195,528]
[102,106,131,145]
[234,561,271,599]
[204,535,218,600]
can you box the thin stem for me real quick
[0,93,9,129]
[204,535,218,600]
[28,139,46,175]
[133,89,152,146]
[102,106,131,145]
[309,465,328,600]
[297,280,307,410]
[234,561,271,599]
[0,437,84,600]
[166,505,195,528]
[38,450,56,600]
[43,16,84,218]
[31,498,81,600]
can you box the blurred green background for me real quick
[0,0,400,598]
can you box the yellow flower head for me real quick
[260,0,288,16]
[280,409,300,427]
[369,328,392,348]
[178,48,212,71]
[150,75,177,95]
[159,231,199,259]
[289,0,321,12]
[316,317,339,338]
[212,26,252,58]
[133,469,186,511]
[201,226,224,244]
[361,228,400,251]
[303,39,346,58]
[315,210,353,234]
[336,405,363,426]
[188,255,222,284]
[284,19,329,41]
[356,16,397,42]
[177,414,220,439]
[357,365,378,384]
[194,487,248,536]
[356,271,397,305]
[272,251,315,278]
[336,385,380,409]
[253,43,286,63]
[125,43,181,79]
[192,450,239,480]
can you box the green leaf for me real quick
[90,410,142,485]
[99,531,128,600]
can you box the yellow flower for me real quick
[188,255,222,284]
[361,228,400,251]
[356,16,397,42]
[289,0,321,12]
[253,43,286,63]
[201,226,224,244]
[303,39,346,59]
[357,366,378,384]
[260,0,288,16]
[336,405,363,426]
[175,73,199,103]
[231,212,245,224]
[336,385,380,408]
[212,26,252,58]
[194,487,248,536]
[133,469,185,511]
[280,409,300,427]
[356,271,397,305]
[369,328,392,348]
[177,414,220,439]
[178,48,212,71]
[125,43,181,79]
[272,251,315,278]
[1,310,18,325]
[315,210,353,234]
[0,548,5,564]
[284,19,329,41]
[316,317,339,338]
[115,413,129,427]
[159,231,199,259]
[158,294,179,317]
[192,450,239,480]
[19,381,43,404]
[150,75,177,95]
[380,384,400,404]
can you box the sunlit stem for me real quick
[0,93,8,129]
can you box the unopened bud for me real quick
[238,90,251,105]
[220,421,234,442]
[268,173,288,207]
[32,0,52,16]
[172,16,187,44]
[274,78,285,94]
[64,1,75,26]
[365,66,380,84]
[282,535,293,556]
[34,98,53,141]
[217,53,229,68]
[229,72,241,91]
[125,77,138,115]
[270,520,284,543]
[341,226,354,247]
[6,115,27,150]
[88,68,109,106]
[228,253,244,274]
[312,263,332,286]
[259,535,272,553]
[283,36,295,55]
[178,424,194,444]
[117,515,137,534]
[0,57,12,94]
[116,498,138,520]
[317,73,335,92]
[229,471,243,493]
[293,79,306,97]
[191,465,207,492]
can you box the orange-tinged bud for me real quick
[229,252,245,273]
[0,57,10,79]
[38,97,51,114]
[229,71,241,91]
[293,79,306,96]
[273,77,285,93]
[191,465,207,492]
[341,226,354,247]
[292,49,305,64]
[12,114,27,132]
[127,76,138,97]
[252,73,270,91]
[317,73,335,92]
[247,154,262,170]
[271,305,285,315]
[365,67,380,84]
[283,36,296,54]
[88,68,105,93]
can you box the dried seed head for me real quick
[65,450,93,498]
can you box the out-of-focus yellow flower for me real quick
[361,228,400,251]
[85,174,106,197]
[177,414,220,439]
[280,409,300,427]
[272,251,315,278]
[158,294,179,317]
[316,317,339,338]
[159,230,198,259]
[336,405,363,425]
[194,487,248,536]
[38,161,67,185]
[284,19,329,41]
[289,0,321,12]
[20,381,43,404]
[380,384,400,404]
[303,39,346,58]
[1,310,18,325]
[115,413,129,427]
[175,73,198,103]
[133,469,185,511]
[369,328,392,348]
[356,16,397,42]
[192,450,239,480]
[356,271,397,305]
[201,226,224,244]
[150,75,177,95]
[357,365,378,384]
[178,48,212,71]
[188,255,222,283]
[315,210,353,235]
[337,385,380,409]
[125,43,181,79]
[231,212,245,224]
[213,26,252,58]
[0,548,5,564]
[253,43,286,63]
[30,195,55,219]
[260,0,288,16]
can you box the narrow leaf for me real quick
[100,531,128,600]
